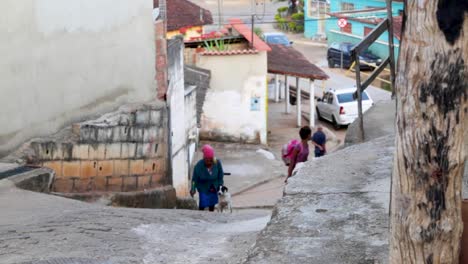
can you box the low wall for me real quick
[20,102,169,193]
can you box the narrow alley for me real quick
[2,0,466,264]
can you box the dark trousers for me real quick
[315,151,325,158]
[199,206,215,211]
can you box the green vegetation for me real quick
[277,6,288,13]
[254,27,263,37]
[275,6,305,33]
[291,12,304,21]
[203,39,230,52]
[381,82,392,92]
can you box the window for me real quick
[327,94,334,104]
[364,27,373,36]
[308,0,330,17]
[341,22,352,34]
[336,92,370,103]
[330,43,340,50]
[341,2,354,11]
[398,9,404,16]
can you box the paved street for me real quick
[0,178,271,264]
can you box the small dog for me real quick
[216,185,232,213]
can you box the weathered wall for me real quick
[28,102,168,193]
[197,52,268,144]
[168,37,189,197]
[184,85,199,186]
[0,0,156,157]
[184,65,211,126]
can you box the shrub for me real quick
[277,17,287,30]
[254,27,263,37]
[288,21,296,31]
[277,6,288,13]
[295,25,304,32]
[291,12,304,21]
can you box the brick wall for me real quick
[29,103,168,193]
[155,20,168,99]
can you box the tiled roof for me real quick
[268,44,329,80]
[154,0,213,32]
[229,18,271,52]
[201,49,259,56]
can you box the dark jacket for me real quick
[191,159,224,194]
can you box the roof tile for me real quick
[154,0,213,32]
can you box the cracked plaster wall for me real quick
[0,0,156,157]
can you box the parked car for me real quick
[261,32,293,46]
[327,42,382,70]
[316,88,374,129]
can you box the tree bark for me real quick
[389,1,468,264]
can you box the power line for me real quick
[167,14,389,22]
[253,0,267,20]
[204,16,391,26]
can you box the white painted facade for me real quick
[0,0,156,157]
[197,52,268,144]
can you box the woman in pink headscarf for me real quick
[190,145,224,211]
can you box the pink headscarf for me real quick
[202,144,214,159]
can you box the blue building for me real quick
[304,0,403,59]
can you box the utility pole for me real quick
[217,0,223,29]
[251,14,255,49]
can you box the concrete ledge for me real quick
[110,186,176,209]
[245,136,394,264]
[7,167,55,193]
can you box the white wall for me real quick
[0,0,156,157]
[184,86,198,191]
[168,38,188,197]
[197,52,268,144]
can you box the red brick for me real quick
[97,160,113,177]
[155,21,164,35]
[143,159,157,174]
[106,176,123,192]
[62,161,80,178]
[43,161,62,177]
[150,173,164,187]
[76,178,92,193]
[139,175,151,189]
[113,160,129,176]
[52,178,72,193]
[93,176,107,191]
[130,159,144,175]
[155,39,163,50]
[156,55,167,67]
[80,161,97,179]
[123,176,137,191]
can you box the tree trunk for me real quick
[389,1,468,264]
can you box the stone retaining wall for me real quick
[26,103,168,193]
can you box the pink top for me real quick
[294,142,309,163]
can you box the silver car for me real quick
[316,88,374,129]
